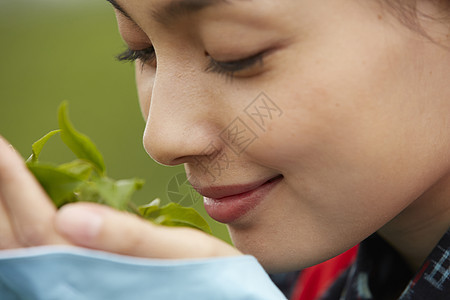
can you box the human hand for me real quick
[0,136,241,258]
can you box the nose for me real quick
[142,67,224,166]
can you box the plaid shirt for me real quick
[320,228,450,300]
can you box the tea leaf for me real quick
[139,201,212,234]
[26,130,61,163]
[138,198,161,216]
[58,102,106,174]
[27,163,84,208]
[81,176,144,210]
[158,203,212,234]
[25,101,212,235]
[58,159,94,180]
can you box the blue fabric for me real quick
[0,246,287,300]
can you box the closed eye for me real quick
[205,50,266,80]
[115,46,267,79]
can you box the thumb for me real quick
[54,203,241,259]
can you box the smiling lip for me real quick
[197,175,283,223]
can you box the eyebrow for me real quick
[106,0,229,24]
[106,0,132,20]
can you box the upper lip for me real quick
[192,174,283,200]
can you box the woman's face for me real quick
[112,0,450,272]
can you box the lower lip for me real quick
[203,175,283,223]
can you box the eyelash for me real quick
[116,47,156,66]
[116,47,265,79]
[205,51,265,80]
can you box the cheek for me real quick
[228,23,444,271]
[245,83,351,173]
[247,9,416,173]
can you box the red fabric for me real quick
[291,246,359,300]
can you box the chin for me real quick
[228,229,313,273]
[228,225,358,274]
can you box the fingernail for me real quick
[56,205,104,244]
[0,137,16,153]
[0,136,9,148]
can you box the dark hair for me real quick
[380,0,450,40]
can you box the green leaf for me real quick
[138,198,161,216]
[84,176,144,210]
[26,130,61,163]
[25,101,212,236]
[57,159,94,180]
[73,181,103,204]
[158,203,212,234]
[139,201,212,234]
[27,163,84,208]
[58,101,106,174]
[109,177,145,210]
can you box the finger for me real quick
[55,203,241,259]
[0,137,68,246]
[0,197,20,249]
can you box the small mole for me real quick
[377,14,383,20]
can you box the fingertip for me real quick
[0,137,22,166]
[0,136,14,153]
[55,203,107,246]
[0,142,25,184]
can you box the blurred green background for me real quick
[0,0,231,243]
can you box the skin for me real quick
[0,0,449,278]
